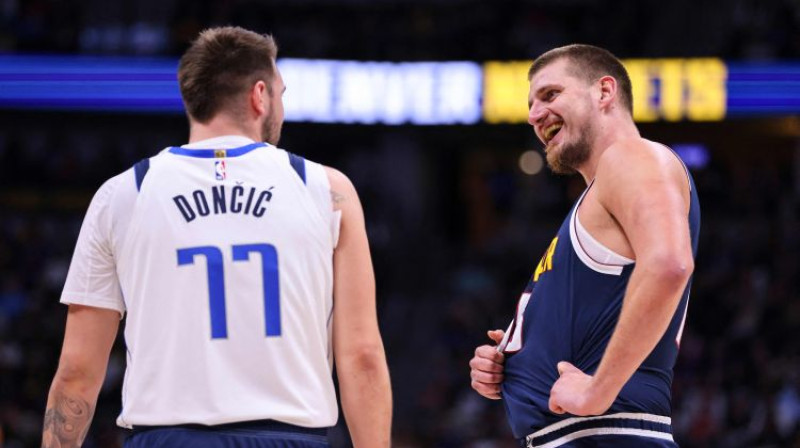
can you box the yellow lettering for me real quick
[685,58,727,121]
[480,58,727,124]
[533,237,558,282]
[657,59,684,122]
[483,61,531,124]
[545,237,557,271]
[625,60,659,122]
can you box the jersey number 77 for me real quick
[177,243,281,339]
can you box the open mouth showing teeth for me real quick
[543,123,563,143]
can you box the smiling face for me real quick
[527,58,596,174]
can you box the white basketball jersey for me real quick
[60,135,340,428]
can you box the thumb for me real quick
[488,329,505,345]
[557,361,579,376]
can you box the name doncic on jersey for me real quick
[173,184,276,222]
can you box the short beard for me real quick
[545,128,591,175]
[261,115,282,146]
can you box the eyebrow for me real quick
[528,84,560,108]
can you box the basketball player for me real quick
[41,27,392,448]
[469,44,700,447]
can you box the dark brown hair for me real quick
[178,26,278,123]
[528,44,633,115]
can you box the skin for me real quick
[43,59,392,447]
[327,166,392,447]
[469,56,694,417]
[42,305,119,448]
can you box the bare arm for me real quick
[549,140,694,415]
[327,168,392,447]
[42,305,119,448]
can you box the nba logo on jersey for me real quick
[215,160,227,180]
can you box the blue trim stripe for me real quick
[288,152,306,184]
[133,158,150,191]
[168,142,267,158]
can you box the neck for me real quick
[575,114,640,184]
[188,114,262,143]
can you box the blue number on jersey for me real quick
[177,243,281,339]
[232,244,281,336]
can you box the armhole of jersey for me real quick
[287,152,307,184]
[116,161,150,272]
[652,141,692,193]
[133,158,151,192]
[303,160,341,249]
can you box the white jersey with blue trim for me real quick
[60,135,341,428]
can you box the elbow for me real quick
[338,343,388,374]
[53,357,102,390]
[641,251,694,286]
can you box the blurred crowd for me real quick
[1,115,800,447]
[2,0,800,447]
[2,0,799,60]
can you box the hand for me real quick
[469,329,506,400]
[548,362,614,416]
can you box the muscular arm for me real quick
[327,168,392,447]
[550,140,694,415]
[42,305,119,448]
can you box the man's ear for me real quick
[250,80,268,117]
[597,75,617,110]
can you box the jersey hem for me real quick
[60,296,125,317]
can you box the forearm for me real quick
[592,262,691,401]
[338,350,392,448]
[42,374,101,448]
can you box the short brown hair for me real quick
[528,44,633,115]
[178,26,278,123]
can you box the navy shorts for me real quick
[521,413,678,448]
[550,435,678,447]
[124,420,330,448]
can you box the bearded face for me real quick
[528,59,598,175]
[544,118,593,175]
[261,69,285,146]
[261,111,282,146]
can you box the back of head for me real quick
[178,26,278,123]
[528,44,633,115]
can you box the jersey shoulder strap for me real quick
[287,152,306,185]
[133,158,151,192]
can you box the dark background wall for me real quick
[1,1,800,447]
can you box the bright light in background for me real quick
[672,143,710,169]
[519,150,544,175]
[2,55,798,121]
[278,58,482,125]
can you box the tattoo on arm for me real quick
[42,393,94,448]
[331,190,346,209]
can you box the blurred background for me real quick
[1,0,800,447]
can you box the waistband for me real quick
[131,419,329,437]
[522,412,673,448]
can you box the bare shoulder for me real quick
[323,166,360,212]
[596,138,687,186]
[594,138,690,214]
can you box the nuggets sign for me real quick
[483,58,728,123]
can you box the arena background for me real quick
[1,0,800,447]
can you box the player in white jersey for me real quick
[41,26,392,448]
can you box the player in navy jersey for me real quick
[469,44,700,447]
[41,27,392,448]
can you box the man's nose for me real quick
[528,102,547,126]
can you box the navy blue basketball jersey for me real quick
[499,157,700,447]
